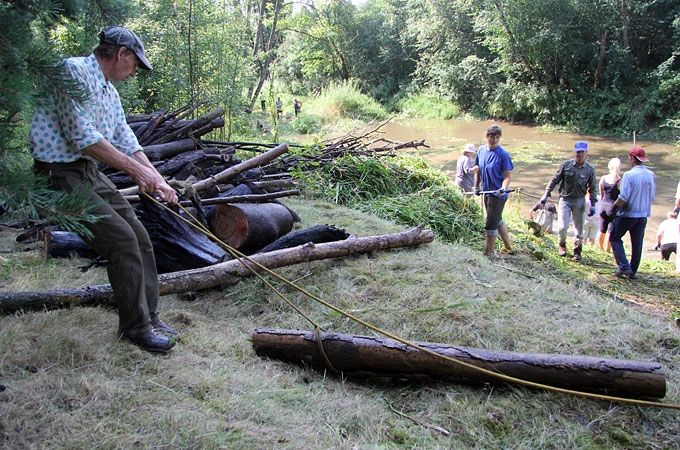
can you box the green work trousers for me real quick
[34,159,158,334]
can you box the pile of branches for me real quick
[110,105,428,206]
[30,102,429,273]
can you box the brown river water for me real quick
[380,118,680,254]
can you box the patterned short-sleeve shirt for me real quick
[29,54,142,163]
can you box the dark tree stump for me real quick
[135,197,230,273]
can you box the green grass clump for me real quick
[298,153,483,242]
[309,81,388,121]
[367,185,485,242]
[291,113,323,134]
[395,93,461,119]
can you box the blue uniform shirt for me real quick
[29,54,142,163]
[617,165,656,218]
[475,144,514,199]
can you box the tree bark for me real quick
[135,198,229,273]
[251,328,666,399]
[621,0,630,50]
[192,143,289,194]
[0,227,434,313]
[594,31,608,89]
[142,138,201,162]
[209,202,296,252]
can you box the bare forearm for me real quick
[132,150,156,172]
[83,140,144,177]
[501,172,511,190]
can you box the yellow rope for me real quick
[141,192,680,411]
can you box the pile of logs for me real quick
[41,102,429,273]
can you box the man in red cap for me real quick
[605,147,656,279]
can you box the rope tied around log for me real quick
[139,192,680,411]
[314,326,340,376]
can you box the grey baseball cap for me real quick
[98,26,152,71]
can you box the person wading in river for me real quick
[540,141,597,262]
[30,26,179,353]
[474,125,514,257]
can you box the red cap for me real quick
[629,146,649,163]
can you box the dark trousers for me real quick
[660,243,677,261]
[34,159,158,334]
[483,194,507,236]
[609,216,647,274]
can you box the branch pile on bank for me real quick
[28,103,430,273]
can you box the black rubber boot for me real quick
[572,241,582,262]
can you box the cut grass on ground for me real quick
[1,198,680,448]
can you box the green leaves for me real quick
[300,153,483,243]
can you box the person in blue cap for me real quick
[539,141,597,261]
[30,26,178,353]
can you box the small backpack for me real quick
[534,208,554,233]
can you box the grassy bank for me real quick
[1,195,680,448]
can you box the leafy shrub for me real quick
[396,93,460,119]
[310,81,387,121]
[446,55,497,116]
[291,114,322,134]
[297,154,483,242]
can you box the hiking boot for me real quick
[122,328,175,353]
[558,245,567,257]
[614,269,635,280]
[572,242,582,262]
[151,317,179,337]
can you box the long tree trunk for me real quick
[0,227,434,313]
[593,31,608,89]
[621,0,630,50]
[252,328,666,399]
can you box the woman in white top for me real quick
[596,157,621,252]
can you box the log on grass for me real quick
[258,225,350,253]
[45,230,97,259]
[209,202,297,252]
[0,226,434,313]
[251,328,666,399]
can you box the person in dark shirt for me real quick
[540,141,597,262]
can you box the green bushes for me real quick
[309,81,387,121]
[395,94,461,119]
[297,154,484,242]
[291,114,323,134]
